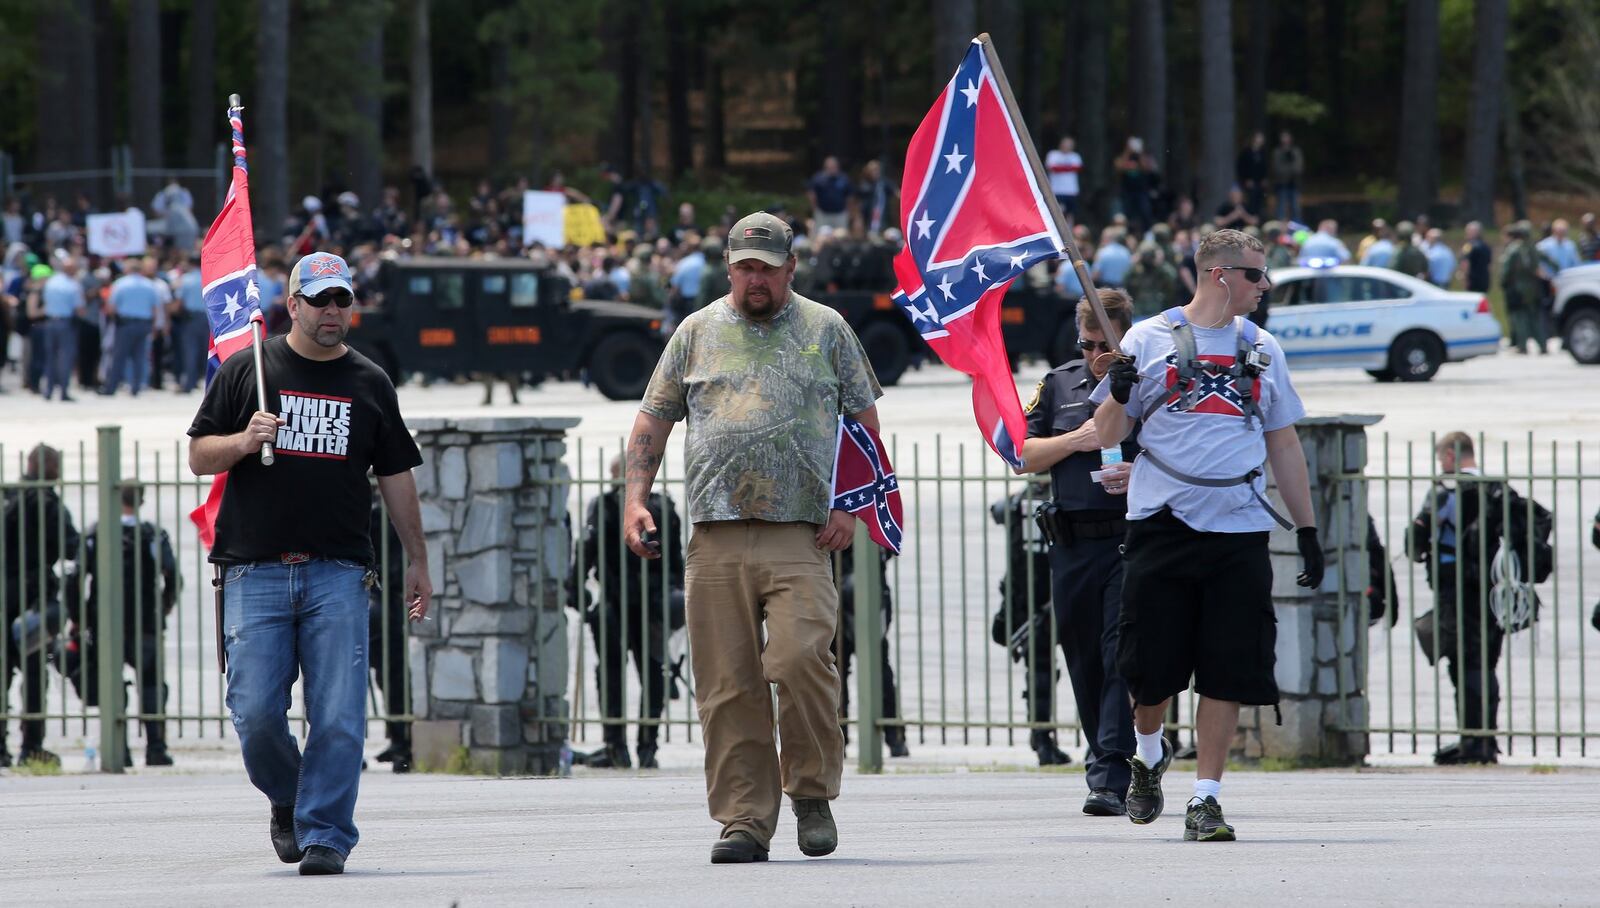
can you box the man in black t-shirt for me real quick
[187,251,430,877]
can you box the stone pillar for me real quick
[407,417,578,775]
[1235,414,1381,765]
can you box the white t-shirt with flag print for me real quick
[1090,316,1305,533]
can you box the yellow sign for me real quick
[564,203,607,247]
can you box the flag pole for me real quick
[973,34,1125,355]
[230,92,275,466]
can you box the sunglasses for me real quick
[1079,339,1113,354]
[300,290,354,309]
[1211,265,1270,284]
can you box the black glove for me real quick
[1108,356,1137,405]
[1296,526,1324,589]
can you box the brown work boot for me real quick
[793,798,838,857]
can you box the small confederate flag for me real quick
[831,416,904,554]
[189,99,265,549]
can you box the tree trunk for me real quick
[1056,4,1080,141]
[1197,0,1235,216]
[1164,0,1191,205]
[819,0,860,165]
[1243,0,1269,136]
[1126,2,1143,145]
[1460,0,1509,226]
[704,56,726,170]
[1077,0,1110,222]
[186,0,217,170]
[665,10,692,177]
[488,37,511,179]
[1137,0,1166,166]
[985,0,1021,80]
[1503,85,1527,222]
[605,5,638,173]
[1021,13,1042,141]
[1396,0,1439,221]
[347,16,384,210]
[1323,0,1348,172]
[635,0,655,176]
[128,0,163,204]
[409,0,434,183]
[255,0,290,245]
[932,0,974,90]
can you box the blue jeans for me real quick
[1275,183,1300,223]
[224,558,369,858]
[104,317,152,395]
[176,315,210,392]
[42,317,78,399]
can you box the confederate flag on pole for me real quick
[892,38,1066,467]
[831,415,904,554]
[189,100,266,548]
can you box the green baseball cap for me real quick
[726,212,793,267]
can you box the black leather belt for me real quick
[1039,508,1126,543]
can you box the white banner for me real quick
[87,209,148,257]
[522,190,566,248]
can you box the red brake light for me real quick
[1475,297,1490,314]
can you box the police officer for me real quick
[988,477,1071,766]
[67,482,179,766]
[368,500,411,772]
[1017,289,1138,815]
[1093,229,1322,842]
[835,546,909,758]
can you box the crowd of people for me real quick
[5,136,1600,401]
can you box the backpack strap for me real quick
[1232,316,1266,431]
[1161,307,1204,412]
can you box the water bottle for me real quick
[558,742,574,777]
[84,743,99,774]
[1100,446,1123,467]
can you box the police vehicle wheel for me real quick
[1365,368,1397,382]
[859,321,910,386]
[588,332,663,400]
[1387,331,1443,382]
[1564,308,1600,364]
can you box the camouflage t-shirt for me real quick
[641,292,882,525]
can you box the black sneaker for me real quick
[636,745,659,770]
[18,747,60,769]
[1184,796,1236,842]
[1125,739,1172,825]
[270,804,304,863]
[1082,788,1127,816]
[146,746,174,767]
[0,748,11,768]
[299,845,346,875]
[585,743,632,769]
[709,830,769,864]
[886,730,911,759]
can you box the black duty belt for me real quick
[1037,505,1126,544]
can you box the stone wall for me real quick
[1236,415,1381,764]
[407,417,578,775]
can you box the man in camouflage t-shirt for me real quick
[624,211,882,864]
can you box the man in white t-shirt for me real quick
[1090,228,1323,843]
[1045,137,1083,222]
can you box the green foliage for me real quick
[0,0,40,156]
[416,744,481,775]
[477,0,615,178]
[1265,92,1327,126]
[286,0,391,187]
[668,174,806,230]
[13,754,64,776]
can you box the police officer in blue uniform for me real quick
[1017,289,1138,816]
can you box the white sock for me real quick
[1192,779,1221,803]
[1135,727,1164,767]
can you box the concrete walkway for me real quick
[2,766,1594,906]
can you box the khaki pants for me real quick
[686,520,844,848]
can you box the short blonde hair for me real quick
[1195,228,1265,271]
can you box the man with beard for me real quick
[623,211,882,864]
[188,251,431,875]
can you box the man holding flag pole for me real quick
[187,95,432,875]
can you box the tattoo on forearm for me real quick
[625,432,661,501]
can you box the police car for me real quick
[1551,262,1600,364]
[1260,265,1502,381]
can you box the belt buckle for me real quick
[280,552,311,565]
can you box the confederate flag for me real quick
[831,415,904,554]
[892,38,1066,467]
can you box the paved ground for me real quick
[2,764,1595,906]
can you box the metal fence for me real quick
[4,427,1598,771]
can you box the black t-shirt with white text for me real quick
[187,336,422,564]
